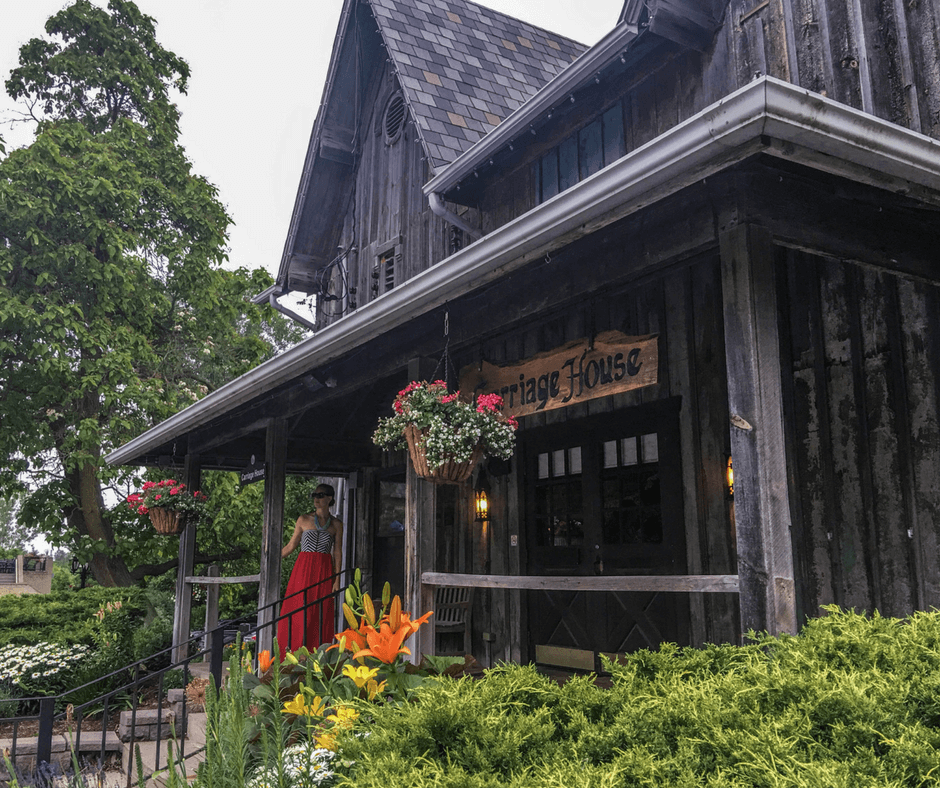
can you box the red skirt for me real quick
[277,551,335,659]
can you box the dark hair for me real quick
[314,483,335,506]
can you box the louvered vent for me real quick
[384,94,406,144]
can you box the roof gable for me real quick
[371,0,587,170]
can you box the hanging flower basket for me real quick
[149,507,184,535]
[126,478,209,535]
[374,381,517,485]
[403,424,484,484]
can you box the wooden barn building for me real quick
[110,0,940,670]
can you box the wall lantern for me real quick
[726,456,734,499]
[474,466,490,522]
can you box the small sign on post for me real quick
[240,454,266,487]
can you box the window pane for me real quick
[541,152,559,201]
[538,452,549,480]
[559,136,578,191]
[603,440,618,469]
[641,433,658,463]
[552,449,566,477]
[568,446,582,475]
[621,437,638,466]
[603,103,626,165]
[579,119,603,179]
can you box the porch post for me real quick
[405,462,436,663]
[172,453,201,663]
[258,417,288,657]
[719,224,797,637]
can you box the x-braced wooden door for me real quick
[524,401,688,667]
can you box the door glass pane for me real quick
[641,433,658,463]
[552,449,566,477]
[621,437,638,466]
[568,447,582,475]
[603,440,617,469]
[538,452,549,479]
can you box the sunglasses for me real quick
[313,492,331,499]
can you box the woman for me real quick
[277,483,344,658]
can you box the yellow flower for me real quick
[281,692,325,718]
[366,678,387,701]
[342,664,379,689]
[317,731,338,752]
[325,705,359,729]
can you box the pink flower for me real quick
[169,487,180,495]
[137,505,149,514]
[441,393,459,404]
[507,416,519,430]
[154,494,162,501]
[142,481,156,491]
[476,393,504,413]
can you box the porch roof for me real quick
[107,76,940,469]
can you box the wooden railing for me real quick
[421,572,739,593]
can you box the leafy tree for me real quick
[0,1,304,585]
[0,491,40,554]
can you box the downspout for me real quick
[268,292,318,332]
[428,192,482,241]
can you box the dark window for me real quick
[603,103,626,165]
[579,118,604,179]
[535,99,627,205]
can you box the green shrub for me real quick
[334,608,940,787]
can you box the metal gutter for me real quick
[427,192,482,240]
[424,21,639,198]
[107,76,940,467]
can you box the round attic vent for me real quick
[384,93,406,144]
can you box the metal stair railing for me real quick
[0,570,350,788]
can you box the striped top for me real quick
[300,516,334,555]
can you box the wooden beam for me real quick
[405,462,436,664]
[258,418,288,656]
[185,574,261,585]
[720,224,797,637]
[421,571,740,592]
[172,454,201,662]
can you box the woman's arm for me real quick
[331,519,344,591]
[281,518,303,558]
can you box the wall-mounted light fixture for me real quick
[474,466,490,522]
[726,455,734,499]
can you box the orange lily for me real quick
[329,626,368,654]
[395,609,433,637]
[353,620,411,663]
[257,650,273,673]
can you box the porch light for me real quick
[726,456,734,499]
[474,466,490,521]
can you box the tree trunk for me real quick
[65,459,135,587]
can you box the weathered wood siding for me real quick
[478,0,940,232]
[780,250,940,621]
[317,61,452,329]
[452,256,740,656]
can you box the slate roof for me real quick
[370,0,588,170]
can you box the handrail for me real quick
[0,570,351,787]
[421,571,740,593]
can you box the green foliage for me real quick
[334,609,940,787]
[0,0,306,587]
[0,587,117,648]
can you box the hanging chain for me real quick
[431,309,457,388]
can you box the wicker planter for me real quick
[149,508,184,535]
[403,424,483,484]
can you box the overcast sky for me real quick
[1,0,620,280]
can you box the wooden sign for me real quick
[459,330,658,419]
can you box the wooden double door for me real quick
[524,400,688,664]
